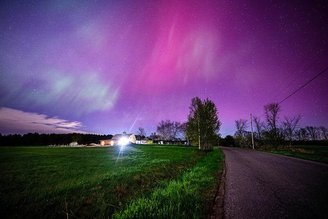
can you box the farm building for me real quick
[135,135,152,144]
[99,139,114,146]
[99,132,137,146]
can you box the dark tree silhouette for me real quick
[156,120,182,140]
[253,116,265,141]
[137,127,146,137]
[282,115,301,145]
[264,103,282,145]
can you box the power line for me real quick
[279,65,328,104]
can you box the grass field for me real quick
[0,145,223,218]
[267,145,328,163]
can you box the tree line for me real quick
[3,100,325,149]
[0,133,113,146]
[231,103,328,148]
[1,97,222,151]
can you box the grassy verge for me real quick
[0,145,223,218]
[263,145,328,164]
[113,148,223,219]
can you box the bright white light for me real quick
[118,136,129,147]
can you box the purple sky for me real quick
[1,0,328,136]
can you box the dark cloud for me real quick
[0,107,86,134]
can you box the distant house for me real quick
[153,139,188,145]
[111,133,129,145]
[99,139,114,146]
[69,142,79,146]
[100,132,136,146]
[135,135,152,144]
[99,132,157,146]
[129,134,137,144]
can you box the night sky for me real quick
[1,0,328,136]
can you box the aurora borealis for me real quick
[1,0,328,136]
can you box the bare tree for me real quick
[157,120,173,140]
[235,119,248,137]
[177,122,186,140]
[253,116,265,140]
[319,126,328,140]
[157,120,183,141]
[264,103,281,145]
[295,128,308,141]
[294,126,327,141]
[172,121,182,139]
[305,126,318,140]
[234,119,249,147]
[282,115,301,145]
[149,132,159,140]
[137,127,146,137]
[264,103,280,131]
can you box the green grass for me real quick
[0,145,223,218]
[114,148,223,219]
[266,145,328,163]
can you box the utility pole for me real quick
[198,112,201,150]
[250,113,255,149]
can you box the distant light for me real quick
[118,136,129,148]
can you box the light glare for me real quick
[118,136,129,147]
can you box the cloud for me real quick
[26,69,119,114]
[0,107,86,134]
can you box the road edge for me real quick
[258,149,328,167]
[210,152,226,219]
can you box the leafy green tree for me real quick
[186,97,221,151]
